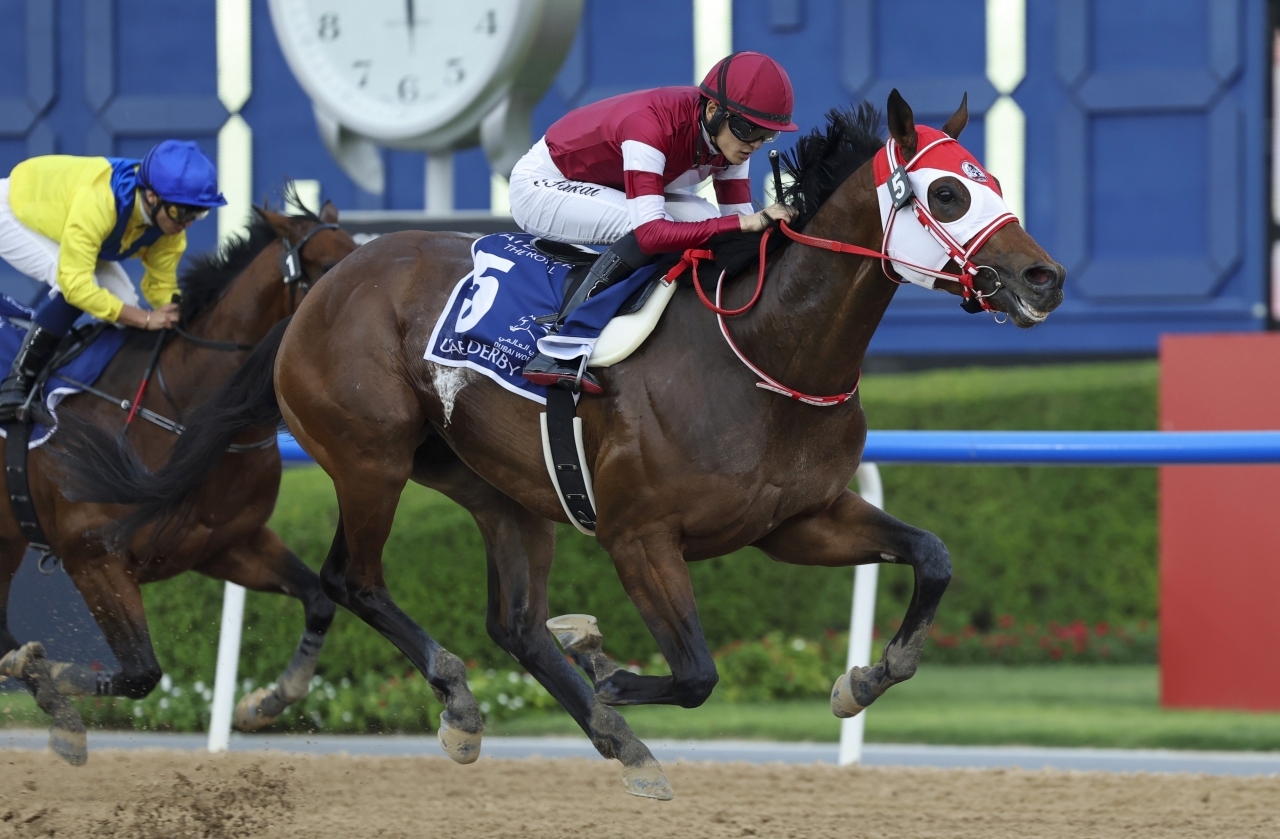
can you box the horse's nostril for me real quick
[1022,264,1058,286]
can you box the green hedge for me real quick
[74,622,1158,734]
[141,360,1159,686]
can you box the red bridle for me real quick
[877,135,1018,311]
[662,135,1018,407]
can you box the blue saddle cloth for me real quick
[425,233,661,404]
[0,294,128,447]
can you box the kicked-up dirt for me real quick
[0,749,1277,838]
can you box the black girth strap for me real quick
[541,388,597,533]
[4,420,56,571]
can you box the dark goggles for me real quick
[160,201,210,224]
[726,112,779,144]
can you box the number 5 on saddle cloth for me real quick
[425,233,678,534]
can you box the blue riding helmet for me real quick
[139,140,227,208]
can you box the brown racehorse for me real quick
[0,200,355,764]
[62,92,1064,797]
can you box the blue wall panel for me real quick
[0,0,1270,355]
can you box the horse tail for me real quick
[58,317,291,549]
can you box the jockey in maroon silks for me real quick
[508,51,800,394]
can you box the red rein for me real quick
[661,221,875,407]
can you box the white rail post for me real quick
[207,581,246,752]
[839,462,883,766]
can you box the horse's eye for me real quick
[937,188,954,203]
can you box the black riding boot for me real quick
[0,324,62,422]
[522,233,654,394]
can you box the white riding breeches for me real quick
[0,178,139,309]
[509,139,722,362]
[509,138,721,247]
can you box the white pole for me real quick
[207,582,246,753]
[839,462,883,766]
[425,152,454,216]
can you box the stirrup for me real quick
[522,354,603,395]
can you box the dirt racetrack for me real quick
[0,749,1277,838]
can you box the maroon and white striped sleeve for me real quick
[713,160,754,216]
[621,139,740,255]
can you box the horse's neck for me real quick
[194,241,290,343]
[733,167,896,396]
[158,241,287,411]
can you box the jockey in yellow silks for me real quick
[0,140,225,420]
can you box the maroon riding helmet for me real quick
[699,51,800,141]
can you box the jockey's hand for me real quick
[739,202,797,233]
[119,303,180,331]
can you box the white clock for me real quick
[268,0,583,193]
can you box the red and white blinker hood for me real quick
[872,125,1017,289]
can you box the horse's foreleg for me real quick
[0,543,90,764]
[12,554,167,765]
[588,531,718,708]
[198,527,336,730]
[755,487,951,716]
[58,557,163,699]
[442,468,672,799]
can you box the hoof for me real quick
[831,670,867,719]
[621,761,674,800]
[546,614,603,654]
[49,726,87,766]
[234,687,279,731]
[0,641,45,679]
[437,712,482,764]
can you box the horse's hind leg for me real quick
[419,448,672,799]
[280,305,481,761]
[197,527,336,730]
[755,487,951,716]
[580,530,721,708]
[318,471,483,763]
[0,540,28,663]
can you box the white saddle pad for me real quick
[588,279,678,368]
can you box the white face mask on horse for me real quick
[873,125,1017,296]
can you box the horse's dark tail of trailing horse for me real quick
[57,317,291,549]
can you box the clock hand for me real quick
[405,0,415,52]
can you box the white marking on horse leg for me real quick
[880,553,896,562]
[429,364,470,426]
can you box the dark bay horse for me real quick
[62,92,1064,796]
[0,202,355,763]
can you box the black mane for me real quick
[658,101,884,282]
[178,215,278,322]
[178,183,322,322]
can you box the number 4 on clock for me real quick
[476,10,496,34]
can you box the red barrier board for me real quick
[1160,333,1280,710]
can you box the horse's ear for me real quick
[886,89,917,157]
[319,200,339,224]
[941,93,969,140]
[257,207,297,240]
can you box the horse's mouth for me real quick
[995,287,1054,327]
[1012,294,1050,324]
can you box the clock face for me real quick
[270,0,523,141]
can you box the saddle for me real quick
[530,238,678,368]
